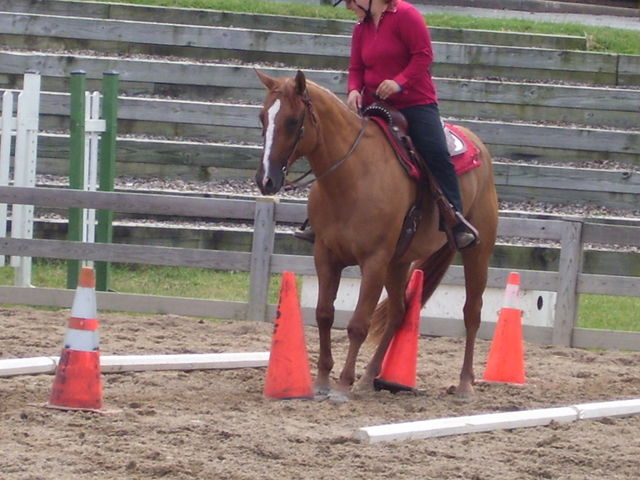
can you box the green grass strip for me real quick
[74,0,640,54]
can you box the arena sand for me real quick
[1,306,639,480]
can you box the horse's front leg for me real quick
[337,261,387,394]
[313,247,343,395]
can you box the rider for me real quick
[296,0,478,250]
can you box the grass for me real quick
[579,294,640,331]
[0,260,282,304]
[1,260,638,331]
[75,0,640,55]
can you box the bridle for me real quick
[279,90,316,180]
[281,90,368,191]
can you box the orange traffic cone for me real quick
[374,269,424,393]
[46,266,105,412]
[263,271,314,400]
[483,272,526,384]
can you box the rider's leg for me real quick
[400,103,478,250]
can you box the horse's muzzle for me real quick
[255,169,283,195]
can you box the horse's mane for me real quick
[305,79,361,121]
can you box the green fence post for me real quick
[95,71,119,292]
[66,71,86,289]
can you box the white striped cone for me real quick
[47,267,103,410]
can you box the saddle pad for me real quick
[369,116,422,181]
[369,117,482,181]
[444,123,482,176]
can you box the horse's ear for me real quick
[255,69,277,90]
[294,70,306,96]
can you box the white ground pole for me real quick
[355,399,640,443]
[0,352,269,377]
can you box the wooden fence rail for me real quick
[0,185,638,351]
[2,51,638,131]
[28,132,640,211]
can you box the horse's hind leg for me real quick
[356,261,411,391]
[337,260,387,394]
[454,232,496,397]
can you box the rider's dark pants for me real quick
[399,103,464,214]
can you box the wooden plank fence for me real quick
[29,132,640,211]
[0,185,638,351]
[2,51,638,131]
[0,9,637,207]
[0,74,638,207]
[0,11,638,85]
[8,85,635,209]
[2,0,588,50]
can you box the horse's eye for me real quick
[286,117,300,132]
[259,111,266,135]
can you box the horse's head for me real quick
[254,70,316,195]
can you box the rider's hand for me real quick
[347,90,362,113]
[376,79,401,100]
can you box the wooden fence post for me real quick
[66,70,86,289]
[247,196,278,322]
[11,70,40,287]
[552,220,584,346]
[96,71,119,292]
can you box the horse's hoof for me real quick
[447,384,474,401]
[314,385,331,401]
[352,377,375,393]
[328,389,351,403]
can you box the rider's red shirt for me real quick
[347,0,438,109]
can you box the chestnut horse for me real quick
[255,70,498,400]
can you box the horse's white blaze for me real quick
[261,99,281,184]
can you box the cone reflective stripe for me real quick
[263,271,314,400]
[48,267,104,410]
[63,317,100,352]
[502,272,520,309]
[483,272,526,384]
[374,269,423,393]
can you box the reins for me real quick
[285,95,368,191]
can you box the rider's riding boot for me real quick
[435,193,479,251]
[452,216,479,250]
[294,221,315,243]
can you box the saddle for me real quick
[362,101,481,256]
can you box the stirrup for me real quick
[294,228,315,243]
[294,219,315,243]
[452,215,479,250]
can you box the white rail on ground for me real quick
[0,352,269,377]
[355,398,640,443]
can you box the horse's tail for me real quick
[367,243,456,344]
